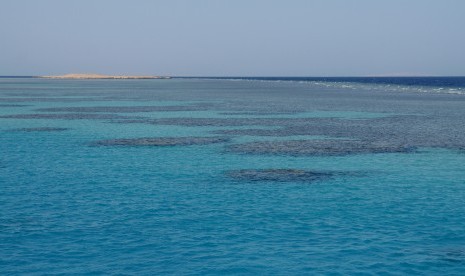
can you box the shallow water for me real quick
[1,78,465,274]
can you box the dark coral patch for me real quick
[212,128,284,136]
[0,113,134,120]
[0,104,30,107]
[92,136,229,146]
[226,169,334,182]
[116,117,308,127]
[8,127,69,132]
[227,139,415,156]
[218,111,300,116]
[0,97,103,102]
[35,105,208,113]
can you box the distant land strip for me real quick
[38,74,170,79]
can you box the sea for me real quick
[1,77,465,274]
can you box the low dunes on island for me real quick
[39,73,170,79]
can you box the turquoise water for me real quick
[1,78,465,274]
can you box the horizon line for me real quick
[1,75,465,78]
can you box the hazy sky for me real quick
[1,0,464,76]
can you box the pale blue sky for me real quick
[1,0,464,76]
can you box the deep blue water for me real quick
[187,76,465,88]
[1,78,465,274]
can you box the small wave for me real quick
[189,77,465,95]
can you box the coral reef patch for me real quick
[227,169,337,182]
[92,136,230,147]
[227,139,415,156]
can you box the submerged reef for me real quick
[227,139,415,156]
[218,111,300,116]
[115,117,308,127]
[35,105,209,113]
[8,127,69,132]
[0,113,135,120]
[92,137,229,147]
[0,104,30,107]
[0,97,104,102]
[227,169,339,182]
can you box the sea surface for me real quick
[1,77,465,274]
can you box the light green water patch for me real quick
[0,100,213,117]
[1,118,218,141]
[31,100,207,109]
[0,119,72,132]
[0,105,36,116]
[76,121,216,139]
[7,106,400,121]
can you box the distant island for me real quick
[38,73,170,79]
